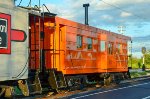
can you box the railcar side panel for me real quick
[52,17,130,75]
[28,13,130,75]
[0,0,28,81]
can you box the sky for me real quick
[15,0,150,37]
[15,0,150,57]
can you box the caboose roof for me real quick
[54,16,131,41]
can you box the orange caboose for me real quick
[61,19,130,74]
[0,1,131,97]
[29,13,131,89]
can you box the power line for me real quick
[100,0,147,21]
[27,0,31,7]
[17,0,23,6]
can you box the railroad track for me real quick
[121,75,150,84]
[18,75,150,99]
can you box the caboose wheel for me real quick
[103,73,112,86]
[114,75,121,84]
[4,86,14,98]
[123,72,130,79]
[0,87,5,97]
[104,76,113,86]
[104,78,109,85]
[18,80,29,96]
[0,86,14,98]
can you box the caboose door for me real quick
[29,15,41,70]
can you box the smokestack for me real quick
[83,3,90,25]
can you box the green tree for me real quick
[128,50,150,69]
[128,55,141,69]
[138,62,141,68]
[145,50,150,67]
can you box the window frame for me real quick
[76,35,82,49]
[117,43,122,54]
[100,40,106,52]
[108,42,113,55]
[87,37,93,50]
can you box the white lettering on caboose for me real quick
[0,18,7,33]
[0,25,7,32]
[0,18,7,48]
[0,25,7,33]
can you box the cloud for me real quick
[44,0,150,37]
[120,12,132,17]
[101,15,113,20]
[45,3,76,19]
[16,0,150,58]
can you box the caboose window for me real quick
[100,41,105,52]
[87,38,92,49]
[77,35,82,48]
[108,42,113,54]
[117,44,122,53]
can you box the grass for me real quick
[129,63,150,69]
[146,70,150,74]
[130,71,147,78]
[129,63,150,78]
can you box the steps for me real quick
[48,70,67,89]
[27,72,42,95]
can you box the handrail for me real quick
[42,4,51,14]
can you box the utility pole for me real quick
[118,26,126,34]
[130,41,132,69]
[142,47,146,71]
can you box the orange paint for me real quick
[29,15,131,75]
